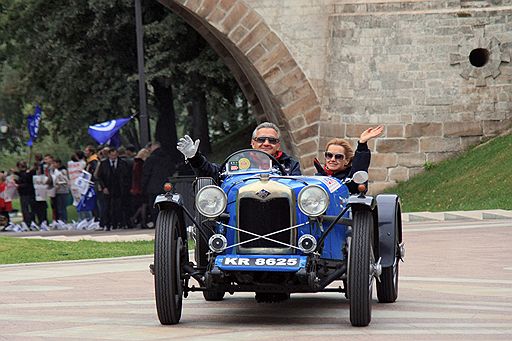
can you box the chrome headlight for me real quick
[195,185,227,218]
[298,185,329,217]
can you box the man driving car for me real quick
[177,122,301,182]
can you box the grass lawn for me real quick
[384,133,512,212]
[0,236,154,264]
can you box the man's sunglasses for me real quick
[324,151,346,160]
[253,136,280,145]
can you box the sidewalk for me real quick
[2,209,512,242]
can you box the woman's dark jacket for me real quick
[314,142,371,194]
[142,147,176,195]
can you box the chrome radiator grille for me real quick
[238,197,291,250]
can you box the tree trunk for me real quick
[187,89,211,156]
[153,78,178,159]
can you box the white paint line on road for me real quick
[401,276,512,285]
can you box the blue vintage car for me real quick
[152,149,404,326]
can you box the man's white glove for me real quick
[177,135,200,159]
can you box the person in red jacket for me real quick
[0,172,13,227]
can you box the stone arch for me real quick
[158,0,320,170]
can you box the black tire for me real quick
[203,290,225,301]
[377,206,400,303]
[154,210,184,325]
[348,210,374,327]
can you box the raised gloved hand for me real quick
[177,135,200,159]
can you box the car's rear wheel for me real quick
[377,205,401,303]
[154,210,184,325]
[348,210,374,327]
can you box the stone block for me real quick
[261,31,280,52]
[371,153,398,168]
[460,136,483,150]
[196,0,216,17]
[207,6,226,23]
[320,121,345,138]
[346,124,375,138]
[282,93,319,119]
[405,123,442,137]
[297,139,318,156]
[184,0,202,12]
[221,2,247,33]
[368,181,396,195]
[397,152,426,167]
[228,26,248,44]
[426,151,457,163]
[219,0,236,11]
[299,153,317,171]
[271,67,306,95]
[294,124,319,142]
[376,138,419,153]
[443,121,482,137]
[483,119,512,135]
[241,10,261,31]
[288,115,306,131]
[420,137,460,153]
[254,44,289,75]
[389,167,409,182]
[386,124,404,137]
[304,106,321,125]
[368,167,388,182]
[247,44,266,63]
[238,22,270,54]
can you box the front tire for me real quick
[154,210,184,325]
[377,205,401,303]
[348,210,374,327]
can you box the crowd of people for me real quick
[0,141,180,232]
[1,121,384,233]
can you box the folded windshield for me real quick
[224,150,273,175]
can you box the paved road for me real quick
[1,218,512,340]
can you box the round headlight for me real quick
[298,185,329,217]
[195,185,227,218]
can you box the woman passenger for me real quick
[314,125,384,194]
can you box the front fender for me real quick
[376,194,402,267]
[348,195,376,211]
[154,193,183,211]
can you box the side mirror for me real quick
[352,171,369,184]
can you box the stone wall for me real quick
[323,6,512,192]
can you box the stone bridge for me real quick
[159,0,512,191]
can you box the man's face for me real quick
[43,156,53,165]
[84,148,91,157]
[108,150,118,161]
[251,127,281,156]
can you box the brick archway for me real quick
[158,0,320,170]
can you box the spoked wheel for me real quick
[348,210,374,327]
[154,210,184,325]
[377,205,401,303]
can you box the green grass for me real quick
[384,133,512,212]
[0,236,154,264]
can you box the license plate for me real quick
[221,257,300,267]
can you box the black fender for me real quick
[347,195,376,212]
[154,193,187,240]
[375,194,402,267]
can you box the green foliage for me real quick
[0,236,154,264]
[384,134,512,212]
[0,0,251,151]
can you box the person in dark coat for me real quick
[314,125,384,194]
[130,148,150,228]
[177,122,301,183]
[142,142,177,227]
[14,161,36,226]
[96,148,130,230]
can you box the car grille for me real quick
[238,197,291,249]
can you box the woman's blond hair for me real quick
[325,138,354,165]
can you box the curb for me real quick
[402,209,512,222]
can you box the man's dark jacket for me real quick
[188,150,301,183]
[96,158,130,196]
[314,142,371,194]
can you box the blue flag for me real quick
[77,187,96,212]
[88,116,132,145]
[27,105,42,147]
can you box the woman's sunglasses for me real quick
[253,136,280,145]
[324,151,346,160]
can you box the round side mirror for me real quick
[352,171,369,184]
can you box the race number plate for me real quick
[221,256,300,267]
